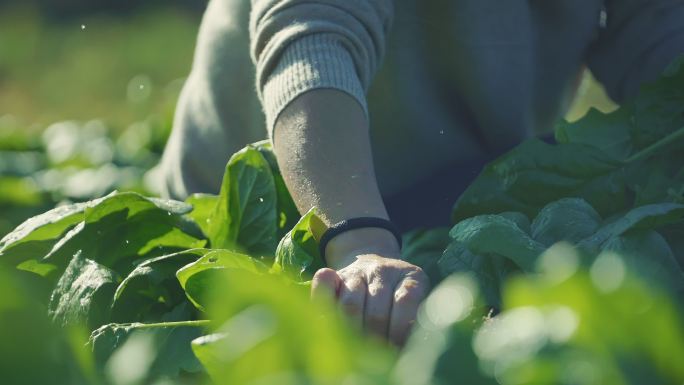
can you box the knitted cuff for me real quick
[261,33,368,138]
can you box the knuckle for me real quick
[409,266,428,281]
[367,282,385,297]
[394,284,424,305]
[367,263,386,278]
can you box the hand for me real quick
[310,229,429,346]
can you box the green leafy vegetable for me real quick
[579,203,684,250]
[48,251,118,329]
[177,249,268,310]
[185,193,219,240]
[0,194,109,266]
[89,310,207,382]
[191,267,395,385]
[438,241,512,310]
[41,192,205,274]
[449,214,546,271]
[253,140,301,237]
[206,145,279,256]
[272,208,325,280]
[111,249,209,322]
[531,197,602,246]
[452,140,627,222]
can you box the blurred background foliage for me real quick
[0,1,201,129]
[0,1,204,236]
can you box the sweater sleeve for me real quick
[587,0,684,102]
[249,0,394,135]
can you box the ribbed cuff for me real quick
[261,33,368,138]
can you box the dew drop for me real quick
[258,197,264,203]
[439,130,444,135]
[81,24,86,30]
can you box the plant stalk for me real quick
[627,126,684,163]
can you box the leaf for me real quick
[437,241,512,310]
[452,139,627,222]
[531,198,602,247]
[191,306,285,384]
[272,208,325,280]
[48,250,118,329]
[498,212,531,234]
[396,275,495,385]
[42,192,206,274]
[580,203,684,250]
[557,56,684,159]
[0,194,110,266]
[190,269,395,385]
[499,250,684,385]
[0,265,95,385]
[660,223,684,268]
[176,249,268,311]
[89,308,207,382]
[111,249,209,323]
[207,145,279,256]
[15,258,58,278]
[185,193,219,240]
[401,227,451,285]
[628,66,684,152]
[253,140,301,238]
[629,158,684,206]
[556,108,634,160]
[449,215,546,272]
[601,231,684,295]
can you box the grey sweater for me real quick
[160,0,684,199]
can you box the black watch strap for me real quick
[318,217,402,264]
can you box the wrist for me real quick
[324,227,401,270]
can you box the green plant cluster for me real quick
[1,61,684,385]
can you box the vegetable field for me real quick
[2,40,684,385]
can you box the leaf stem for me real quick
[118,320,211,329]
[627,126,684,163]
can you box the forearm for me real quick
[272,89,400,267]
[272,90,423,346]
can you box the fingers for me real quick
[313,255,429,346]
[311,268,341,301]
[389,273,428,346]
[338,277,367,329]
[364,276,393,338]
